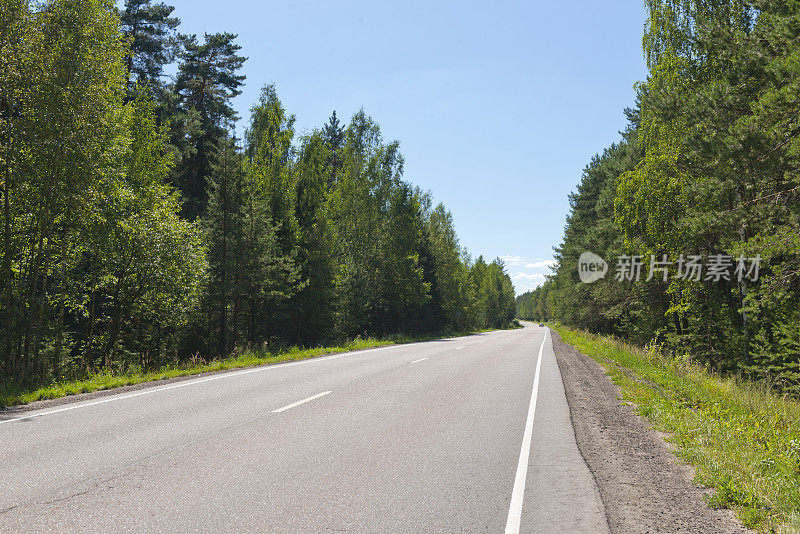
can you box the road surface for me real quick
[1,323,608,533]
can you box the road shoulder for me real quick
[551,329,750,534]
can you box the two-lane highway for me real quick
[1,323,608,533]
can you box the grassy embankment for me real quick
[0,323,520,409]
[553,325,800,533]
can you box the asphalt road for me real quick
[0,323,608,533]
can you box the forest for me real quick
[0,0,516,390]
[518,0,800,392]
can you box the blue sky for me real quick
[160,0,648,294]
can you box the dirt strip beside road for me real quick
[551,330,751,534]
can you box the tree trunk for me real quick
[104,278,124,369]
[2,96,13,374]
[218,147,229,357]
[232,258,241,350]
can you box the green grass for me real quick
[553,325,800,533]
[0,326,514,409]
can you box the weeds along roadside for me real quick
[553,325,800,533]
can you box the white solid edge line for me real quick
[0,346,398,426]
[410,358,428,364]
[271,391,331,414]
[504,327,548,534]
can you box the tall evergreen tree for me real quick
[119,0,180,98]
[205,131,244,356]
[174,32,246,219]
[322,110,344,185]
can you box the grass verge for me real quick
[0,327,511,409]
[553,325,800,534]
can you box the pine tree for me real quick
[119,0,180,98]
[205,131,244,356]
[174,32,246,219]
[322,110,344,185]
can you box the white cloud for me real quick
[511,272,545,281]
[525,260,556,270]
[501,256,554,293]
[499,255,527,266]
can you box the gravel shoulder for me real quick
[551,329,751,534]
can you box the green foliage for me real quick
[540,0,800,390]
[517,285,551,322]
[173,31,246,219]
[119,0,180,97]
[556,326,800,533]
[425,203,473,330]
[88,90,206,371]
[326,111,424,335]
[0,1,512,394]
[468,256,516,329]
